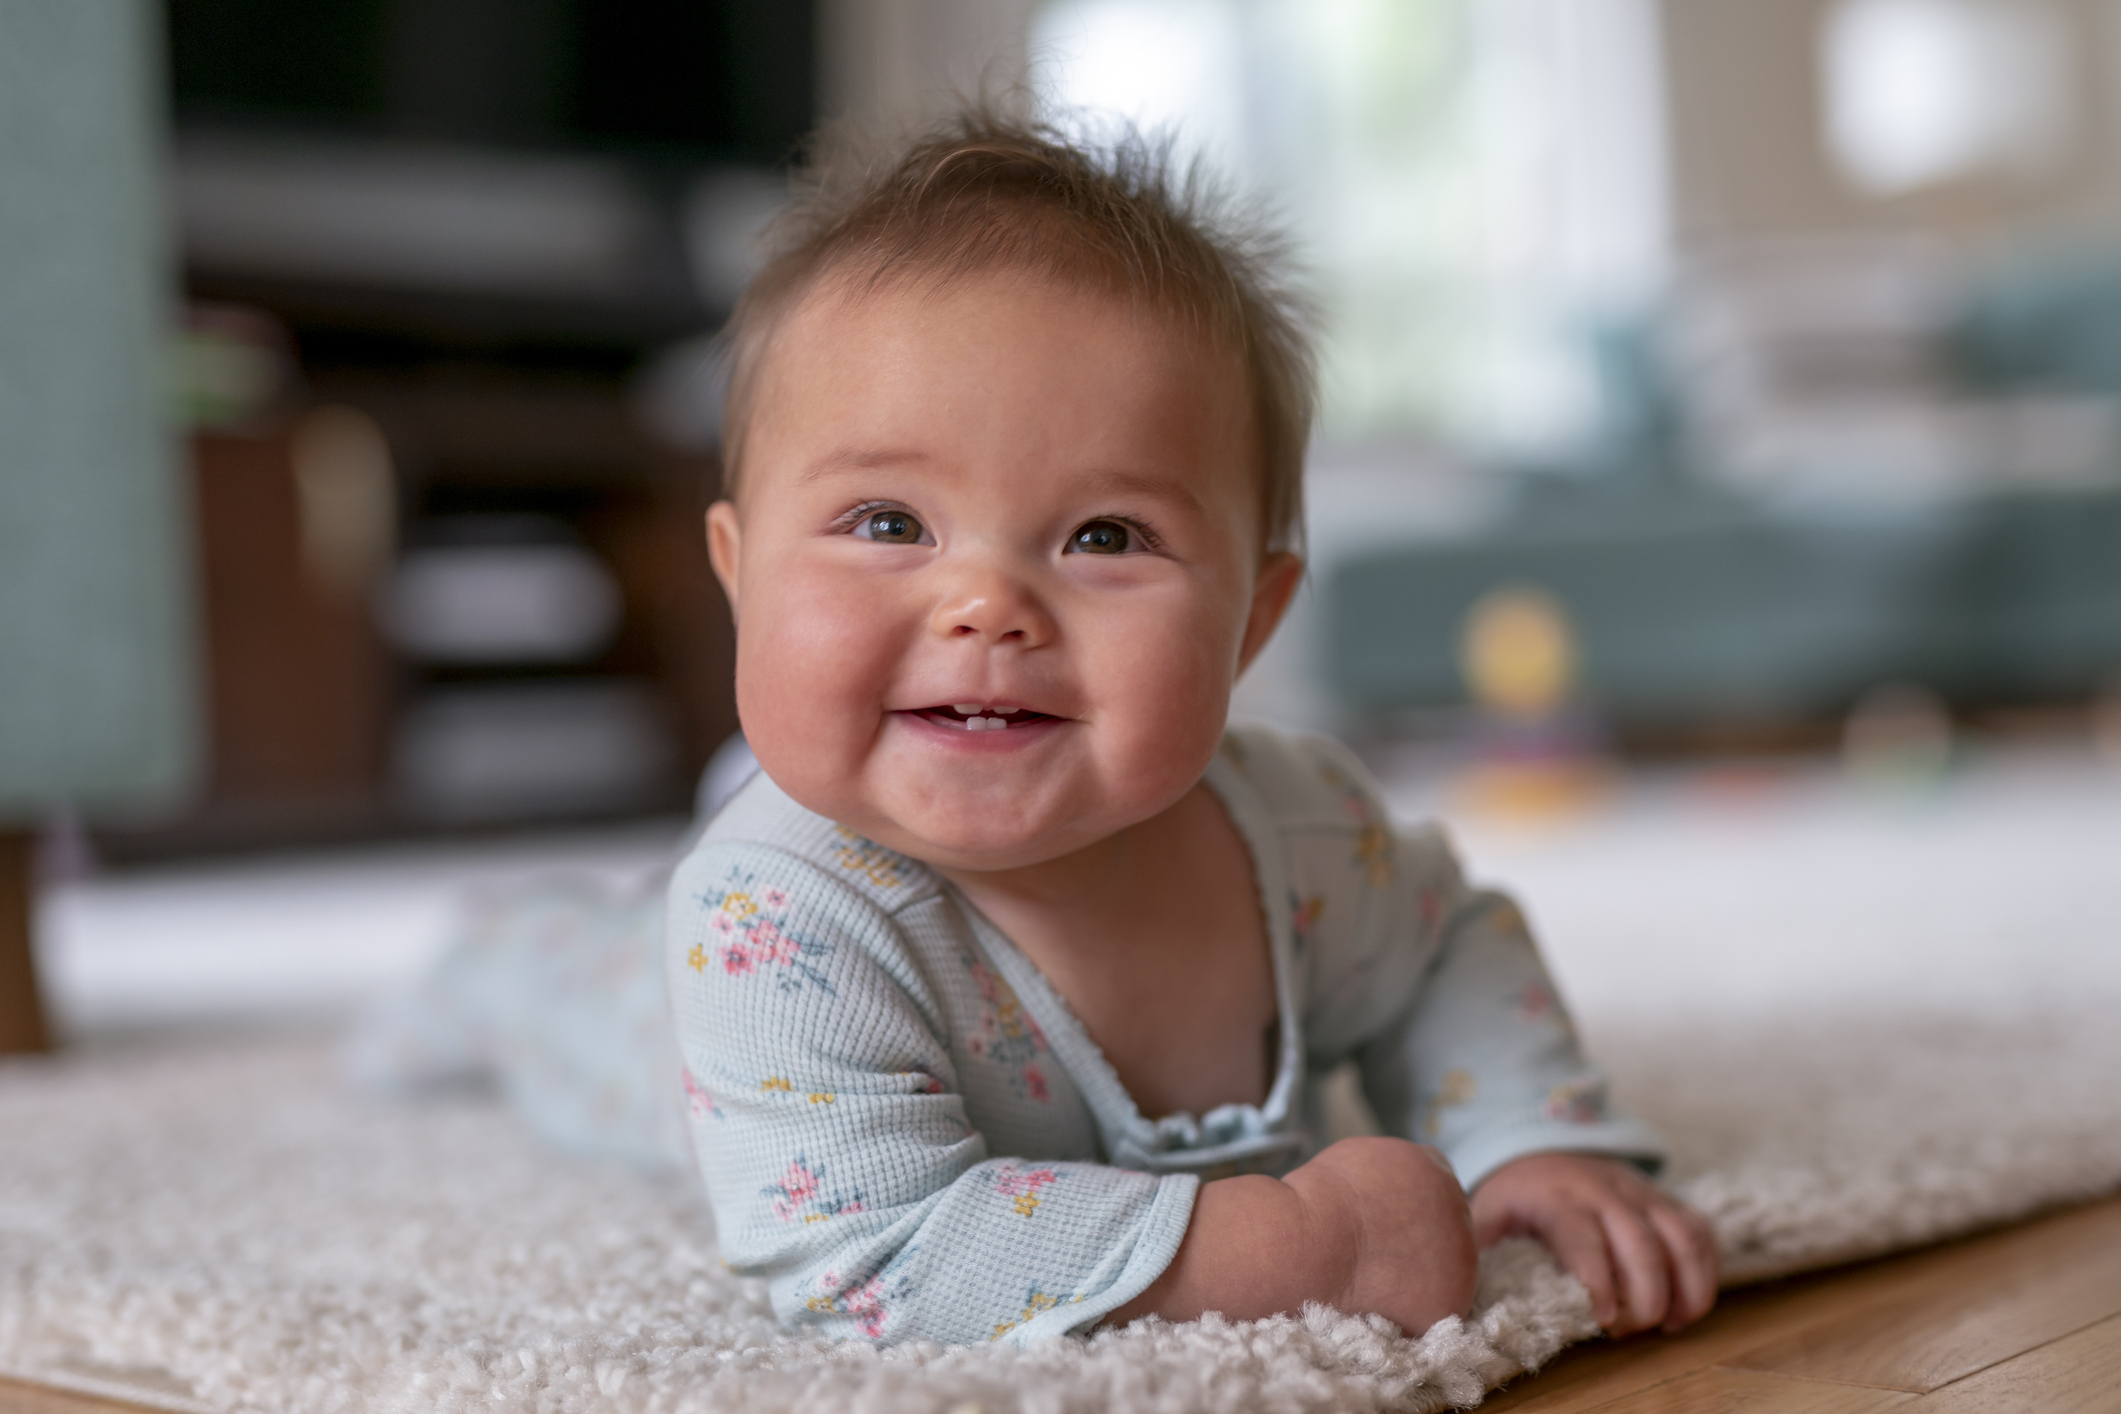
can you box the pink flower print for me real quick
[805,1250,916,1339]
[768,1160,821,1221]
[750,919,797,966]
[992,1162,1060,1217]
[841,1276,888,1338]
[1545,1076,1606,1124]
[682,1068,722,1121]
[961,952,1053,1102]
[1516,983,1557,1022]
[813,1271,890,1338]
[764,1155,865,1225]
[697,871,836,994]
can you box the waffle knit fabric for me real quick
[665,725,1664,1346]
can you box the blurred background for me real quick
[5,0,2120,1047]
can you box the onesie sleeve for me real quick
[1350,832,1666,1189]
[665,840,1196,1347]
[1266,731,1664,1190]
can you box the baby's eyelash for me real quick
[832,500,906,532]
[1086,515,1165,552]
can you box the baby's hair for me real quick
[717,104,1317,557]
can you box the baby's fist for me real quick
[1471,1152,1718,1336]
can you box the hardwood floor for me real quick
[1485,1193,2121,1412]
[4,1194,2118,1413]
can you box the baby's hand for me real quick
[1471,1152,1719,1336]
[1285,1137,1480,1336]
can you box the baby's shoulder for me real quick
[1216,722,1392,833]
[678,769,945,919]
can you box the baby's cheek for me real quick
[1088,604,1237,789]
[737,576,908,764]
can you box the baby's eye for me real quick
[853,508,929,545]
[1067,519,1132,555]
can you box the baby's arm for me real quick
[1106,1136,1478,1334]
[668,845,1196,1345]
[1359,856,1718,1333]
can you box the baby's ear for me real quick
[1238,552,1305,675]
[705,500,743,611]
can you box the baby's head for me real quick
[705,109,1315,873]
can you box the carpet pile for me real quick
[3,996,2117,1414]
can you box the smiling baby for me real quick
[668,109,1718,1347]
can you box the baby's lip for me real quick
[898,702,1066,731]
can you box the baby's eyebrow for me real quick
[795,447,929,483]
[795,450,1209,515]
[1075,468,1208,515]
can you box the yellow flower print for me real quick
[1426,1067,1478,1138]
[808,1092,836,1104]
[991,1290,1081,1340]
[760,1076,793,1093]
[833,827,910,889]
[722,891,759,919]
[686,943,708,972]
[1356,824,1392,887]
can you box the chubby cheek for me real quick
[1082,588,1243,801]
[733,561,910,809]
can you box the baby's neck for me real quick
[934,781,1279,1118]
[933,785,1209,955]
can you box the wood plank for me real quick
[0,831,49,1055]
[1485,1195,2121,1413]
[0,1378,161,1414]
[1573,1367,1912,1414]
[1921,1311,2121,1413]
[1720,1199,2121,1391]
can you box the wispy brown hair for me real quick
[716,106,1316,556]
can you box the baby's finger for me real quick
[1538,1208,1619,1329]
[1598,1204,1671,1336]
[1650,1202,1719,1330]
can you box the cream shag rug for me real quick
[2,1000,2118,1414]
[8,755,2120,1412]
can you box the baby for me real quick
[668,110,1718,1347]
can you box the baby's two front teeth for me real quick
[952,704,1018,732]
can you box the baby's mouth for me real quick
[914,703,1057,733]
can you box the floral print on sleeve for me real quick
[991,1162,1060,1217]
[682,1067,723,1121]
[805,1248,916,1340]
[1425,1066,1478,1138]
[990,1286,1085,1341]
[1318,759,1394,886]
[688,870,835,994]
[1544,1076,1607,1124]
[962,951,1053,1102]
[764,1155,866,1224]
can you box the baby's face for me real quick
[708,272,1299,872]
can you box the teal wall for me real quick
[0,0,199,817]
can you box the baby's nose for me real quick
[929,569,1055,647]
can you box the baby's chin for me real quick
[831,797,1125,874]
[760,761,1149,873]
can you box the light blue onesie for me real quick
[664,725,1662,1347]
